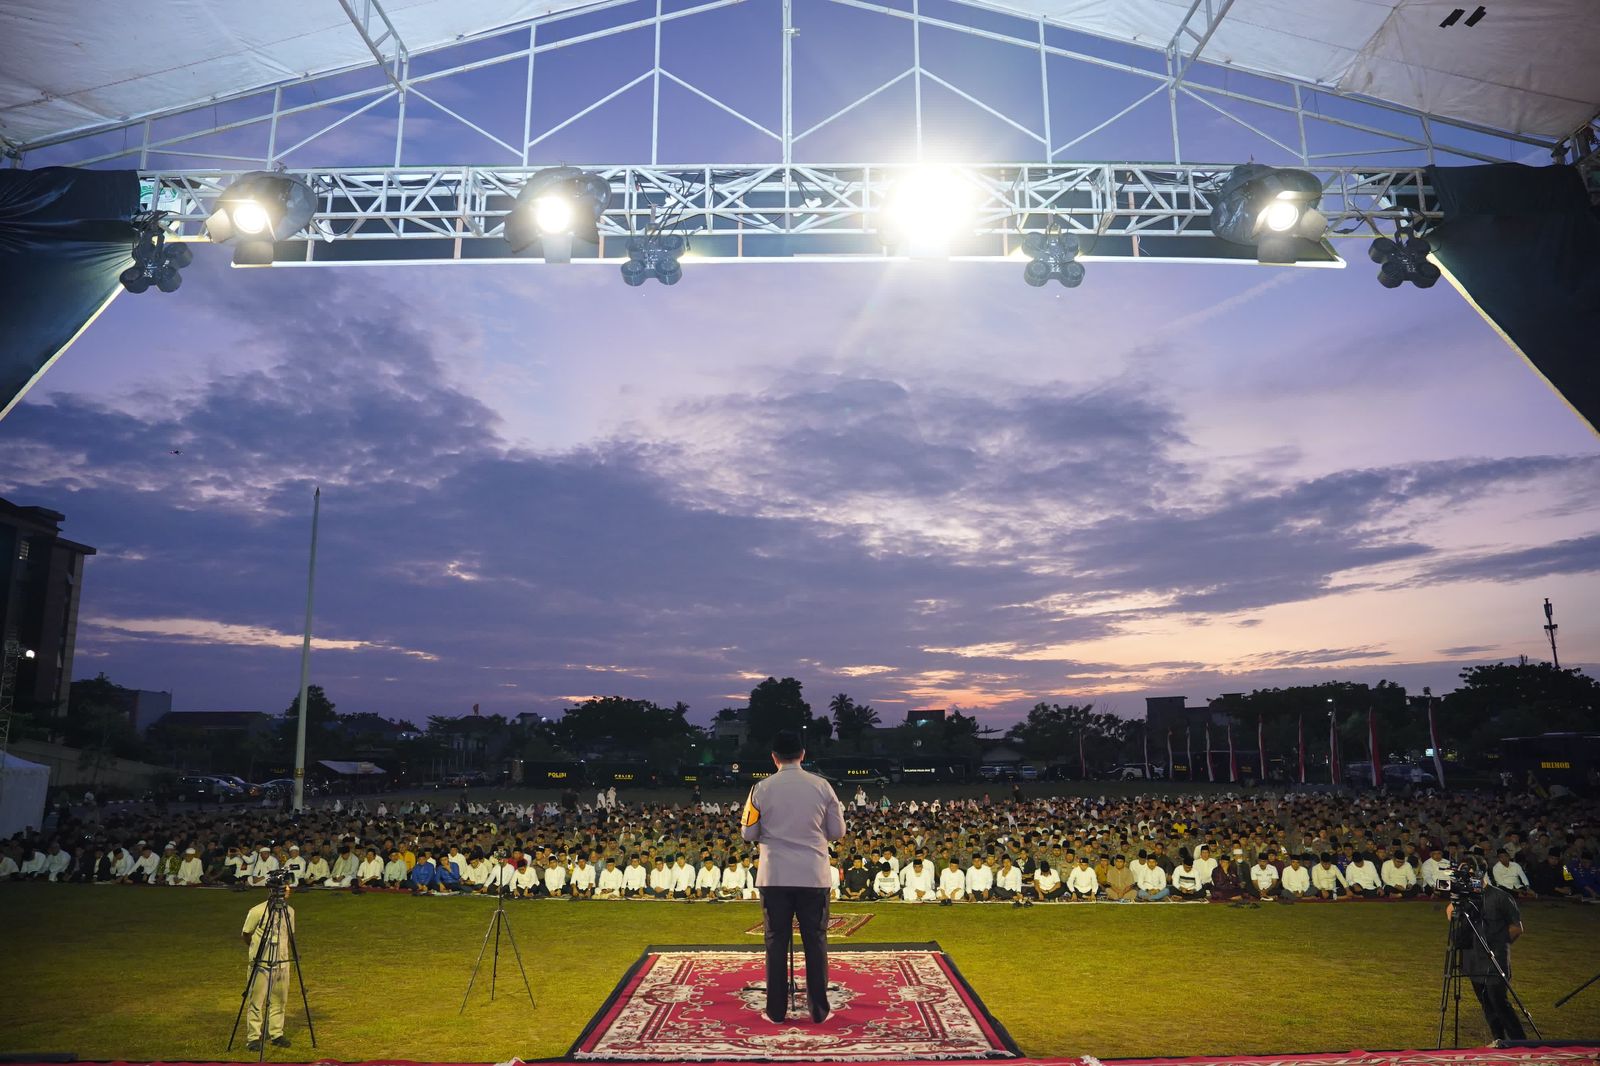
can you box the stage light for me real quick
[505,167,611,263]
[620,234,685,286]
[119,218,193,295]
[204,171,316,265]
[1368,233,1441,289]
[1210,164,1327,263]
[882,167,974,258]
[1020,231,1086,289]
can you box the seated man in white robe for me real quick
[938,859,967,903]
[695,859,721,899]
[900,857,935,902]
[596,858,625,899]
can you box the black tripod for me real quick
[460,888,535,1013]
[228,888,316,1059]
[1555,968,1600,1009]
[1437,897,1538,1048]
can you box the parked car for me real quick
[1382,763,1438,786]
[212,773,262,799]
[173,775,244,804]
[1110,764,1150,781]
[1017,765,1039,781]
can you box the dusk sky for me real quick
[5,4,1598,728]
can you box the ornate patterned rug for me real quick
[569,942,1019,1061]
[743,912,876,938]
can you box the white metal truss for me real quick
[14,0,1558,172]
[138,163,1438,266]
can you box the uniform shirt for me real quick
[740,763,846,888]
[966,863,993,893]
[1345,861,1381,890]
[1250,863,1280,891]
[1281,864,1311,893]
[939,868,967,895]
[242,901,296,965]
[1382,860,1417,888]
[1067,865,1099,894]
[623,863,648,891]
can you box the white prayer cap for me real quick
[186,848,197,855]
[165,842,177,849]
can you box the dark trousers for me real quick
[760,886,829,1020]
[1472,978,1526,1042]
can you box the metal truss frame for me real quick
[14,0,1557,173]
[137,162,1439,266]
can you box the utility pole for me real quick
[1543,597,1560,669]
[292,488,321,812]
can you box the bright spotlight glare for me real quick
[534,195,575,235]
[232,200,271,235]
[1262,200,1301,232]
[887,169,973,239]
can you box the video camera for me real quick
[1435,856,1484,902]
[265,868,294,897]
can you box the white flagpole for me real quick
[292,487,321,812]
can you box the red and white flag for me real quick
[1204,722,1215,782]
[1297,713,1306,784]
[1227,721,1238,782]
[1257,715,1266,782]
[1368,707,1382,788]
[1427,698,1446,789]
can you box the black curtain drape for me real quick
[0,167,139,419]
[1425,163,1600,434]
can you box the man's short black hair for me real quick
[771,730,805,759]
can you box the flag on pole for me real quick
[1368,707,1382,788]
[1186,725,1193,781]
[1227,721,1237,782]
[1167,728,1175,781]
[1078,730,1088,780]
[1329,709,1340,785]
[1257,715,1266,782]
[1428,698,1446,789]
[1297,713,1306,784]
[1205,722,1214,782]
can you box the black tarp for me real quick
[1426,163,1600,434]
[0,167,139,419]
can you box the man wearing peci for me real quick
[741,729,847,1025]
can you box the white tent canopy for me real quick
[0,752,51,840]
[2,0,1597,149]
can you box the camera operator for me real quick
[240,879,297,1051]
[1446,858,1526,1044]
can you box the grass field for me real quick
[3,886,1597,1062]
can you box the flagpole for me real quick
[1426,690,1447,790]
[292,487,321,812]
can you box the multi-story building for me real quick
[0,498,96,720]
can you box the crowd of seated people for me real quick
[5,783,1599,906]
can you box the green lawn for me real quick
[3,886,1597,1061]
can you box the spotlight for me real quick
[505,167,611,264]
[1367,233,1441,289]
[119,218,193,295]
[620,234,684,286]
[204,171,316,265]
[882,167,975,258]
[1209,164,1327,263]
[1021,231,1085,288]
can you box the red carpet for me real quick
[743,913,875,937]
[569,942,1019,1060]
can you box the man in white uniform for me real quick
[1280,855,1312,899]
[695,858,722,898]
[938,859,967,902]
[622,856,648,897]
[965,856,993,901]
[900,857,935,902]
[669,855,696,899]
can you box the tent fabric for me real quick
[1,0,1597,149]
[1,752,51,839]
[318,760,387,776]
[1426,163,1600,435]
[0,166,138,418]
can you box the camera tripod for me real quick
[1437,895,1539,1048]
[228,889,316,1060]
[460,889,535,1013]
